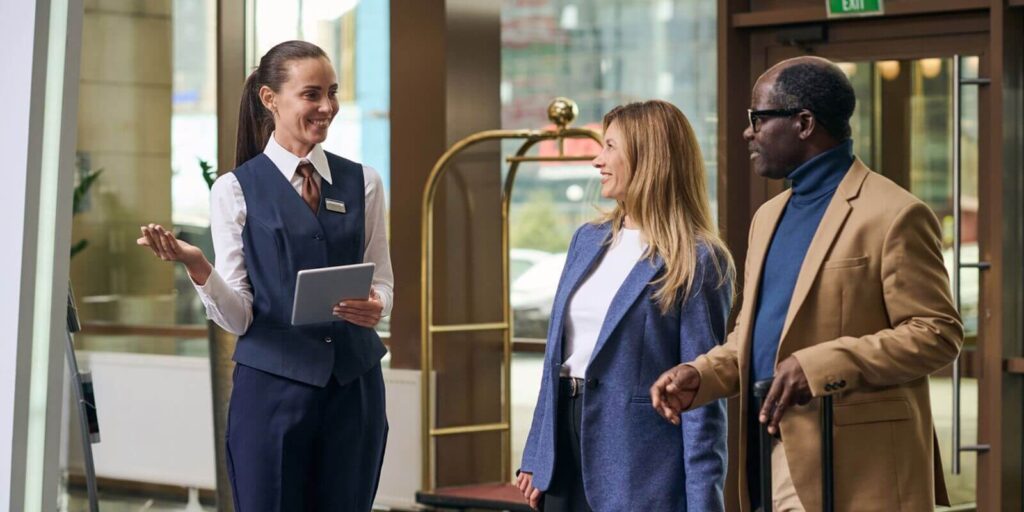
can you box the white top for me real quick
[562,228,647,378]
[191,133,394,335]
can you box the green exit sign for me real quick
[827,0,884,18]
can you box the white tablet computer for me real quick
[291,262,376,326]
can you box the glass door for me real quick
[813,55,987,509]
[746,9,1015,509]
[842,55,985,509]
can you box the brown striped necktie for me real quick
[296,161,320,214]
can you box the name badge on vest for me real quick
[325,198,347,214]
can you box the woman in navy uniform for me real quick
[138,40,392,511]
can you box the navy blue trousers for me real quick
[226,363,388,511]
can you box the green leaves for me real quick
[70,239,89,259]
[70,166,103,258]
[199,158,217,190]
[72,167,103,215]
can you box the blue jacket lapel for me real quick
[548,224,610,364]
[547,222,667,371]
[588,251,664,366]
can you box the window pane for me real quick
[71,0,216,355]
[503,0,717,345]
[249,0,391,335]
[65,1,220,509]
[844,57,980,507]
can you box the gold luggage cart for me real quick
[416,98,601,510]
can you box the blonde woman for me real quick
[515,100,734,511]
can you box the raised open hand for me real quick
[136,224,212,284]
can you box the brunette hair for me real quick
[235,40,328,166]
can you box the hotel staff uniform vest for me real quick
[232,152,387,387]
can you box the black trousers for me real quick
[544,378,594,512]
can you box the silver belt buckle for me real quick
[570,378,581,398]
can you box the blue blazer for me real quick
[520,222,731,511]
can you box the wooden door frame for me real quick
[718,3,1024,511]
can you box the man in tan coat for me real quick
[651,56,962,511]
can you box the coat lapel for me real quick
[739,191,790,368]
[588,251,665,365]
[778,159,869,345]
[547,224,610,364]
[745,192,790,316]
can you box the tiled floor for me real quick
[63,488,406,511]
[62,488,214,512]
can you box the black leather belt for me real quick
[559,376,585,398]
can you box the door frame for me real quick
[717,3,1024,511]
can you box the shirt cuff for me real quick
[374,286,393,317]
[192,268,229,307]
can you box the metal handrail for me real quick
[951,54,992,474]
[79,322,209,338]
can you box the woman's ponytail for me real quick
[235,70,273,167]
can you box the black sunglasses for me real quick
[747,108,805,133]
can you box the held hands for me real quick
[136,224,211,284]
[333,288,383,328]
[515,471,542,510]
[649,364,701,425]
[759,356,812,435]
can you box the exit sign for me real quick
[827,0,884,18]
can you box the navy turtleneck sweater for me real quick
[746,139,854,511]
[750,139,854,382]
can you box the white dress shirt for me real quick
[192,133,394,335]
[562,228,646,378]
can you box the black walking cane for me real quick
[821,393,834,512]
[753,379,835,512]
[752,379,774,512]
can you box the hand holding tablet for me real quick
[291,262,378,326]
[332,288,384,328]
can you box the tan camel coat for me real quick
[689,160,962,512]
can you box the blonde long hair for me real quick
[598,100,735,313]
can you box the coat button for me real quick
[825,384,834,392]
[313,234,323,241]
[324,336,332,343]
[585,378,599,389]
[839,380,846,388]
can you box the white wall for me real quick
[377,368,422,509]
[0,0,46,508]
[66,352,218,489]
